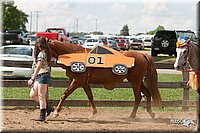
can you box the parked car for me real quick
[114,38,130,50]
[0,45,34,79]
[108,40,120,51]
[82,38,103,49]
[27,34,36,45]
[2,30,30,45]
[57,45,135,75]
[71,39,82,45]
[130,38,144,50]
[137,34,153,47]
[100,38,108,46]
[151,30,177,56]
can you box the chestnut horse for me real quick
[48,40,161,118]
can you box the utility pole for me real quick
[29,11,32,33]
[35,11,41,32]
[95,19,98,32]
[76,18,78,34]
[74,18,76,33]
[74,18,78,35]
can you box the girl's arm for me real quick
[31,61,42,80]
[28,61,42,86]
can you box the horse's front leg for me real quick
[82,84,97,119]
[52,79,80,118]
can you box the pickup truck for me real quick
[2,30,30,45]
[36,28,71,43]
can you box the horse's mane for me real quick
[189,42,200,72]
[48,40,90,58]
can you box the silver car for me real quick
[0,45,34,79]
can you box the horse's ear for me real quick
[186,38,191,44]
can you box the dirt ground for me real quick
[2,107,198,132]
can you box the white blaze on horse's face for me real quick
[174,47,188,71]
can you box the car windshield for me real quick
[47,29,64,34]
[116,39,125,43]
[144,39,151,42]
[111,42,118,46]
[29,36,36,41]
[72,40,78,44]
[101,39,107,42]
[86,39,98,42]
[1,47,33,56]
[176,31,196,39]
[131,38,142,42]
[155,31,176,39]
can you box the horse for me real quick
[174,39,200,90]
[48,40,161,119]
[174,39,200,131]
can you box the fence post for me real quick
[182,71,189,111]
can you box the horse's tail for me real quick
[143,54,162,107]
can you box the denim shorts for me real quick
[36,72,51,84]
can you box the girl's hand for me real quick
[28,79,34,86]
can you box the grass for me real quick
[51,70,69,80]
[1,72,196,100]
[154,56,176,63]
[2,86,196,101]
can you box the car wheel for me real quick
[112,64,128,75]
[71,62,86,73]
[161,39,169,48]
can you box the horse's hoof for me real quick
[129,114,136,119]
[192,126,197,132]
[88,112,97,119]
[52,112,59,118]
[150,112,155,118]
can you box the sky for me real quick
[13,0,199,35]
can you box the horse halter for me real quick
[180,45,199,75]
[176,38,198,74]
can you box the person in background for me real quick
[28,36,54,121]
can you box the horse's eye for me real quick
[183,50,187,54]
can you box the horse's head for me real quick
[174,36,191,71]
[174,45,189,71]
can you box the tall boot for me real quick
[46,102,54,116]
[35,109,46,121]
[46,87,54,117]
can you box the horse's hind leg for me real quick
[141,83,155,118]
[130,82,142,118]
[82,84,97,119]
[52,79,80,118]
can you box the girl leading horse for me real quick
[48,40,161,118]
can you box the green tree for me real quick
[146,25,165,35]
[2,0,28,32]
[91,31,104,35]
[120,24,129,36]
